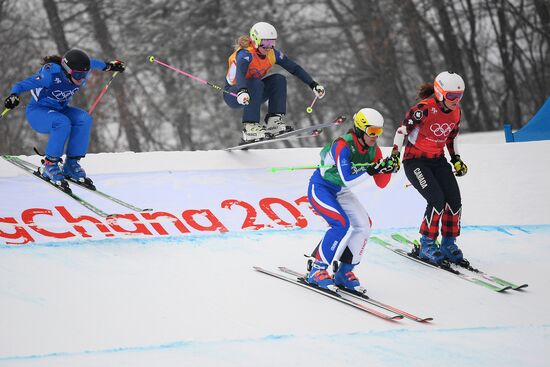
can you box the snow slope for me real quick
[0,140,549,367]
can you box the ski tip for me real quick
[497,286,513,293]
[420,317,434,322]
[391,315,405,320]
[105,213,124,219]
[335,115,347,124]
[513,284,529,290]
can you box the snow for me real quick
[1,138,549,367]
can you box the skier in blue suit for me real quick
[3,48,125,188]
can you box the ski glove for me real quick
[310,82,325,99]
[451,154,468,176]
[104,60,126,72]
[237,88,250,105]
[365,155,401,175]
[4,94,19,109]
[385,153,401,173]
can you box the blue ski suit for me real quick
[10,59,107,158]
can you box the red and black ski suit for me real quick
[397,97,462,240]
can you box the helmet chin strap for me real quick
[353,127,368,149]
[440,99,453,112]
[63,71,76,85]
[61,68,76,84]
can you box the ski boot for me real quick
[242,122,269,143]
[418,235,445,265]
[40,156,70,191]
[409,242,420,257]
[264,113,293,136]
[441,237,470,267]
[333,262,363,292]
[307,260,335,290]
[63,156,95,190]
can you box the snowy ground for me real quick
[1,138,549,367]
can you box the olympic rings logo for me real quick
[430,123,455,137]
[51,88,80,101]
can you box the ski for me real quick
[65,175,151,213]
[253,266,403,321]
[226,115,347,151]
[2,155,112,217]
[2,155,151,217]
[391,233,528,291]
[369,236,512,293]
[278,267,433,323]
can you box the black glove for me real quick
[104,60,126,72]
[4,94,19,109]
[386,152,401,173]
[451,154,468,176]
[365,155,401,175]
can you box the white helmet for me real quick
[250,22,277,48]
[353,108,384,137]
[434,71,465,102]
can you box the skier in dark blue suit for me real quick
[225,22,325,143]
[4,48,125,188]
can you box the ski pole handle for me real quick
[149,56,238,97]
[89,71,119,114]
[306,96,318,114]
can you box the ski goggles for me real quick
[443,91,464,101]
[435,83,464,101]
[67,70,89,80]
[61,59,89,80]
[259,39,276,49]
[364,125,384,137]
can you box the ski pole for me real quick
[271,165,327,172]
[1,108,9,117]
[306,95,318,114]
[271,162,374,173]
[149,56,238,97]
[89,71,119,114]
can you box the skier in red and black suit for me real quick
[390,71,469,267]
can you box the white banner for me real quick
[0,166,423,245]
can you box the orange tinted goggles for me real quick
[365,126,383,137]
